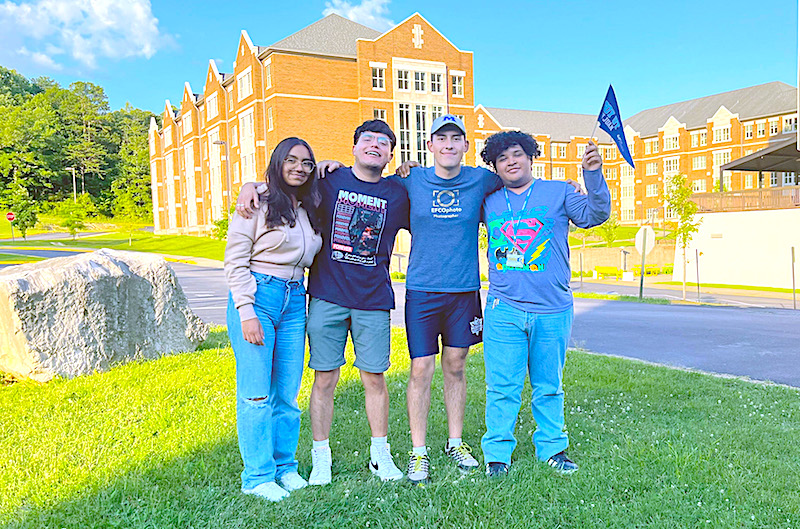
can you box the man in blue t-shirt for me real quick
[393,115,501,483]
[479,131,610,478]
[235,120,409,486]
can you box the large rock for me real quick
[0,249,209,381]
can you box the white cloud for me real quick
[0,0,170,69]
[17,46,62,70]
[323,0,394,32]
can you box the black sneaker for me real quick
[485,462,509,478]
[546,451,578,474]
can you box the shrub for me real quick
[390,271,405,280]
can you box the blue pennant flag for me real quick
[597,85,635,169]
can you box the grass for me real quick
[656,281,798,294]
[0,252,44,264]
[0,230,226,261]
[572,291,671,304]
[0,223,49,240]
[2,328,799,528]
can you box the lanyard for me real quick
[503,181,535,244]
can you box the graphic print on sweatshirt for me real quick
[330,189,387,266]
[487,206,554,272]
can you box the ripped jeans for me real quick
[227,272,307,490]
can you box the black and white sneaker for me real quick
[444,441,480,472]
[485,462,509,478]
[546,451,578,474]
[406,452,430,485]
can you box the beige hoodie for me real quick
[224,203,322,322]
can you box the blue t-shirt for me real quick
[391,166,501,292]
[483,168,610,313]
[308,167,410,310]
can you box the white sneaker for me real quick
[308,446,332,485]
[242,482,290,502]
[280,471,308,491]
[368,443,403,481]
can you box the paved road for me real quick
[3,255,799,387]
[163,266,800,387]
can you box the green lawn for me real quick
[0,252,44,264]
[573,291,670,304]
[0,231,226,261]
[2,328,798,528]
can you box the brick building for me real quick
[149,14,798,233]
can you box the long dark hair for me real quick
[264,137,321,230]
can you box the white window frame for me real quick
[450,71,465,98]
[371,62,386,91]
[646,162,658,175]
[713,126,731,143]
[691,179,707,193]
[265,59,273,89]
[268,107,274,131]
[692,155,706,170]
[430,73,442,93]
[663,135,679,150]
[663,157,680,173]
[237,67,253,101]
[206,93,218,120]
[769,119,779,135]
[553,166,566,180]
[646,183,658,197]
[414,71,426,92]
[744,123,753,139]
[397,70,410,91]
[373,108,387,121]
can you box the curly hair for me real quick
[480,131,540,169]
[264,137,321,230]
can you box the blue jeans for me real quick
[481,295,573,465]
[226,272,307,490]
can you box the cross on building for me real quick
[412,24,424,49]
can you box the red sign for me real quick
[6,212,14,222]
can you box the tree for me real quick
[53,195,95,239]
[109,103,154,221]
[665,173,701,300]
[1,179,38,239]
[594,213,620,247]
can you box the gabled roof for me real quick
[484,107,614,143]
[625,81,797,137]
[267,14,380,57]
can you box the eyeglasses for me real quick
[358,133,391,148]
[284,155,315,173]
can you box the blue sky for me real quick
[0,0,796,118]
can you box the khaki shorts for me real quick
[306,297,391,373]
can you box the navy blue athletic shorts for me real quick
[405,290,483,359]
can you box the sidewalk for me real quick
[575,274,798,301]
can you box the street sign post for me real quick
[635,226,656,300]
[6,211,15,241]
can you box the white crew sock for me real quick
[313,439,330,450]
[412,445,427,456]
[447,437,462,450]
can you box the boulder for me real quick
[0,249,209,381]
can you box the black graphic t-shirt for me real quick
[308,167,410,310]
